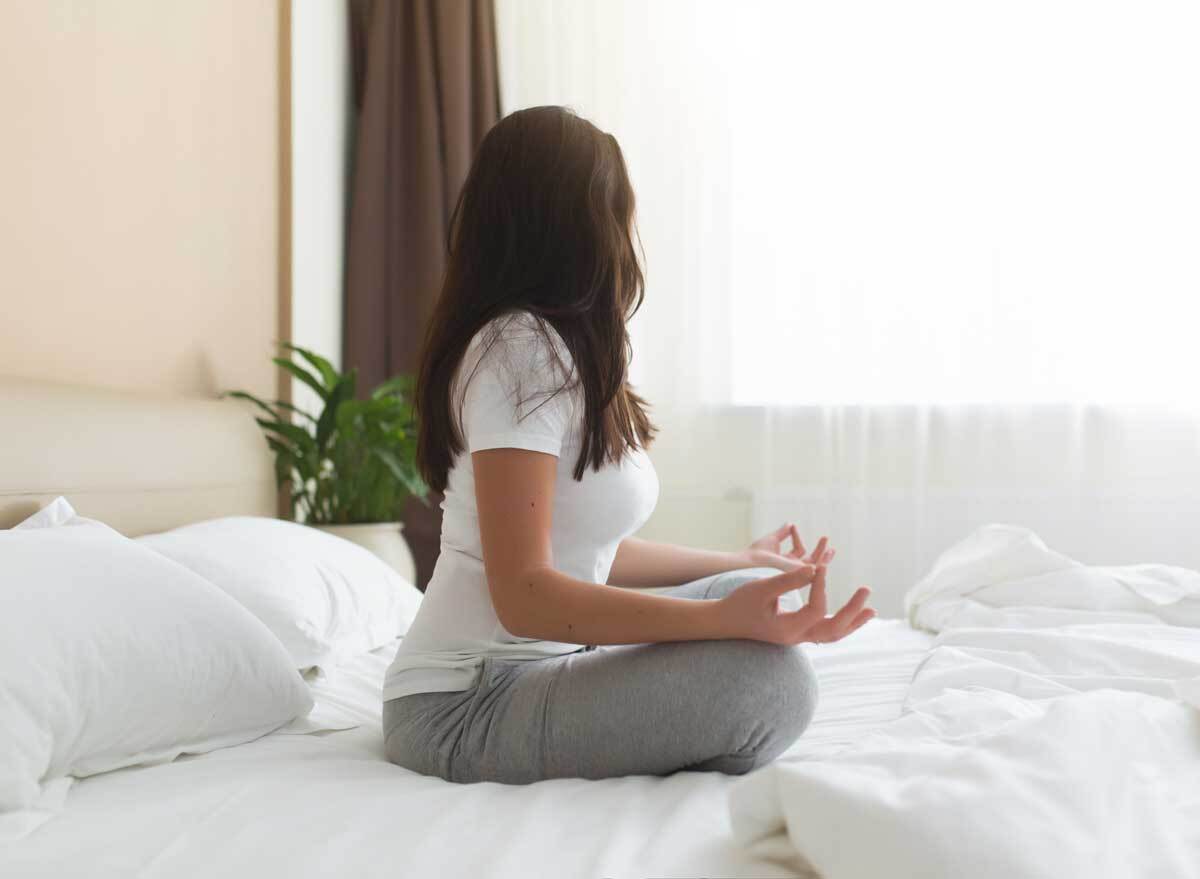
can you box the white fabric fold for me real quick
[730,524,1200,879]
[905,524,1200,631]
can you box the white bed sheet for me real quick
[731,527,1200,879]
[0,619,931,879]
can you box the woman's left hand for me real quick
[743,523,835,573]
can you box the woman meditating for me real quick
[383,105,876,784]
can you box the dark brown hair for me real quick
[415,105,657,494]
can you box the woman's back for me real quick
[383,311,659,702]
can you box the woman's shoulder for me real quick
[471,310,574,374]
[477,308,560,343]
[458,309,577,403]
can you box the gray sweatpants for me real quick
[382,567,818,784]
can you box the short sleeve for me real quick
[456,313,578,457]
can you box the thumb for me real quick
[758,565,816,600]
[768,521,791,541]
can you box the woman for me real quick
[383,105,875,784]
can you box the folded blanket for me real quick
[729,525,1200,879]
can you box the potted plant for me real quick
[226,343,428,582]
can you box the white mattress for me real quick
[0,619,931,879]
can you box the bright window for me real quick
[498,0,1200,407]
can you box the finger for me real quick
[758,565,817,607]
[825,586,871,634]
[846,607,876,634]
[806,536,828,564]
[805,564,828,619]
[821,607,876,643]
[789,523,806,558]
[822,599,877,643]
[823,546,837,564]
[763,552,803,572]
[771,522,792,542]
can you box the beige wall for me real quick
[0,0,285,400]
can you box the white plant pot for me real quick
[312,522,417,585]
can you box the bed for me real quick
[6,377,1199,879]
[0,376,933,878]
[0,622,931,879]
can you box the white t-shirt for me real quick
[383,311,660,702]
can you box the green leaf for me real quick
[315,375,353,452]
[335,398,366,430]
[281,342,339,390]
[224,388,316,424]
[399,471,428,501]
[365,464,395,522]
[371,448,426,501]
[265,435,296,461]
[342,366,359,403]
[223,390,280,420]
[267,439,294,486]
[273,400,318,423]
[272,357,327,402]
[371,374,415,400]
[371,448,407,483]
[256,418,316,450]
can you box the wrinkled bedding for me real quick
[730,525,1200,879]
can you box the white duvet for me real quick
[730,525,1200,879]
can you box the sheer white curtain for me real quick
[495,0,1200,614]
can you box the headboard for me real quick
[0,376,276,535]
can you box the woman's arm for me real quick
[607,537,760,588]
[609,525,838,589]
[474,447,874,646]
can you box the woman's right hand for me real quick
[716,565,875,645]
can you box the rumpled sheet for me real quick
[730,524,1200,879]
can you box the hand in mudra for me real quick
[746,523,836,572]
[719,563,875,646]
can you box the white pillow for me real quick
[0,499,313,841]
[138,517,423,672]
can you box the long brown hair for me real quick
[415,106,657,494]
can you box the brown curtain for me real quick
[345,0,501,589]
